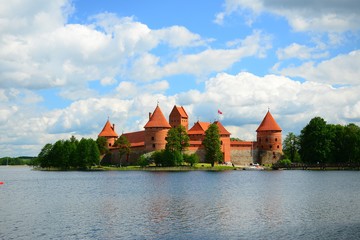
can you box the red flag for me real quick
[218,109,222,114]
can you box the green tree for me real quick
[37,143,53,168]
[203,123,223,167]
[115,135,131,166]
[283,132,301,162]
[343,123,360,164]
[96,136,109,155]
[299,117,332,164]
[166,125,190,153]
[184,153,199,167]
[163,125,189,166]
[76,138,100,169]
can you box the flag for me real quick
[218,109,222,114]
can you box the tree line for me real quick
[282,117,360,166]
[35,122,224,169]
[36,136,100,170]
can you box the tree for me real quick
[203,123,223,167]
[96,136,109,155]
[163,125,189,166]
[283,132,301,162]
[37,143,53,168]
[343,123,360,165]
[299,117,332,164]
[76,138,100,169]
[184,153,199,167]
[115,135,131,166]
[166,125,190,153]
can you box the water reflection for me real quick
[1,167,360,239]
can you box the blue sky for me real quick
[1,0,360,157]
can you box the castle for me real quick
[98,104,283,166]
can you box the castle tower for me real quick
[98,119,118,147]
[256,110,282,164]
[169,105,188,130]
[144,105,171,151]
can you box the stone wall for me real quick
[257,150,283,165]
[230,149,256,166]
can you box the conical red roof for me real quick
[144,105,171,128]
[98,120,118,137]
[256,111,282,132]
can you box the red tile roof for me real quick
[188,121,210,135]
[144,105,171,128]
[98,120,118,137]
[214,121,231,135]
[171,106,188,118]
[256,111,282,132]
[122,131,145,147]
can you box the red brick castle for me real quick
[99,104,283,166]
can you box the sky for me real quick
[1,0,360,157]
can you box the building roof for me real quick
[256,111,282,132]
[214,121,231,135]
[98,120,118,137]
[122,131,145,147]
[188,121,210,135]
[170,105,188,118]
[144,105,171,128]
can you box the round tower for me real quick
[256,110,282,164]
[144,105,171,151]
[98,119,118,147]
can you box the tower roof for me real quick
[98,120,118,137]
[144,105,171,128]
[170,105,188,118]
[214,121,231,135]
[256,111,282,132]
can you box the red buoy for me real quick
[0,182,4,185]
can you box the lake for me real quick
[1,166,360,239]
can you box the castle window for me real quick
[151,137,154,141]
[269,145,272,149]
[152,144,155,148]
[109,143,111,147]
[277,145,280,149]
[275,138,278,142]
[265,138,268,142]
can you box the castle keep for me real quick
[99,105,283,166]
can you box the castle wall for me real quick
[230,149,257,166]
[257,150,283,165]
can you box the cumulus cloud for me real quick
[276,43,329,60]
[128,30,272,81]
[215,0,360,32]
[277,50,360,85]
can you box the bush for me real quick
[277,158,292,167]
[184,153,199,166]
[137,155,149,167]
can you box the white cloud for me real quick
[215,0,360,32]
[276,43,329,60]
[128,30,272,81]
[277,50,360,85]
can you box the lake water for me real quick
[1,166,360,240]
